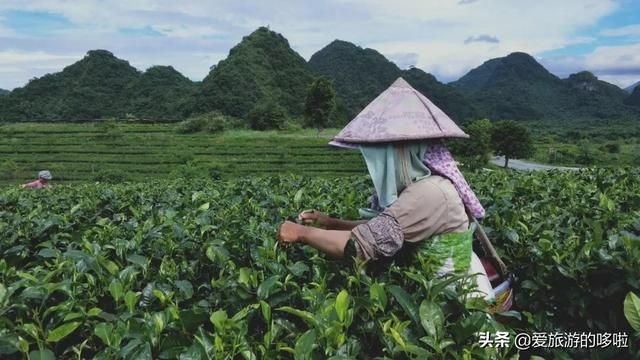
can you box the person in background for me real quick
[22,170,53,189]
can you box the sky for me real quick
[0,0,639,90]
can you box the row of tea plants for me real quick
[1,169,639,359]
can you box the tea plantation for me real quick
[0,123,366,185]
[1,168,639,359]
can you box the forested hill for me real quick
[197,27,315,119]
[625,86,640,107]
[0,89,9,96]
[308,40,400,120]
[451,52,638,121]
[0,27,637,123]
[308,40,477,122]
[0,50,140,121]
[123,65,197,120]
[0,51,197,121]
[399,67,478,121]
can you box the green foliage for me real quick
[308,40,476,124]
[0,123,368,185]
[603,142,621,154]
[0,175,521,359]
[0,50,141,121]
[169,161,223,180]
[476,169,640,358]
[1,170,640,358]
[91,169,127,183]
[530,119,640,167]
[449,119,492,168]
[0,160,20,182]
[491,120,534,167]
[198,27,314,119]
[308,40,401,121]
[248,98,289,131]
[575,141,598,166]
[94,118,123,139]
[0,52,197,122]
[624,86,640,107]
[451,53,640,121]
[176,112,229,134]
[1,33,638,124]
[123,65,197,121]
[625,292,640,335]
[304,77,336,132]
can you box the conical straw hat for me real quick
[331,77,468,145]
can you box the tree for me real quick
[491,120,534,168]
[450,118,492,168]
[304,77,336,133]
[247,98,288,131]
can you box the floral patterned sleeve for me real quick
[351,213,404,261]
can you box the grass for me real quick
[3,119,638,185]
[0,123,365,185]
[525,119,640,167]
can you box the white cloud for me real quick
[600,24,640,37]
[584,43,640,72]
[541,43,640,87]
[0,50,80,64]
[0,50,83,89]
[0,0,625,88]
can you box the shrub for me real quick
[176,117,204,134]
[92,169,127,183]
[576,142,600,165]
[94,118,122,139]
[248,98,288,131]
[176,112,227,134]
[604,143,621,154]
[304,76,336,133]
[169,161,224,180]
[449,118,493,168]
[0,160,20,181]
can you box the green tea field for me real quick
[0,123,366,185]
[1,169,639,359]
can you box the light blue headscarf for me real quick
[359,143,431,210]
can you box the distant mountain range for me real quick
[308,40,477,122]
[0,27,638,123]
[0,50,195,121]
[197,27,314,119]
[625,81,640,93]
[0,89,9,96]
[450,52,637,120]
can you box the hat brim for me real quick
[328,140,359,150]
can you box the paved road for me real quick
[490,156,580,171]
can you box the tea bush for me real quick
[0,169,639,359]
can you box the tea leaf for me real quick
[335,289,349,323]
[294,329,316,360]
[46,321,81,342]
[94,323,113,346]
[624,292,640,333]
[388,285,419,325]
[419,300,443,337]
[29,349,55,360]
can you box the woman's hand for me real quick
[278,221,307,244]
[298,210,331,227]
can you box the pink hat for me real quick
[329,78,485,219]
[331,77,468,144]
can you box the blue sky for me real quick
[0,0,639,90]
